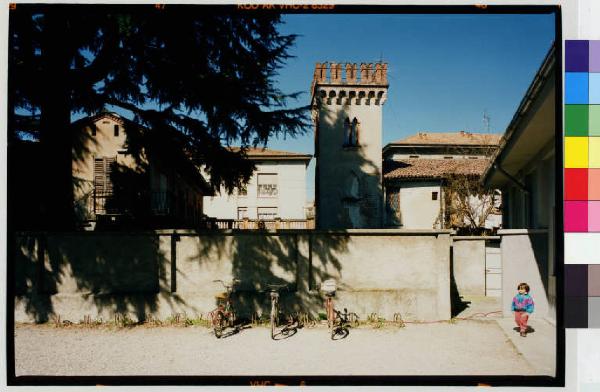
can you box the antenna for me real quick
[483,109,491,132]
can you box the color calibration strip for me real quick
[565,41,600,264]
[564,265,600,327]
[565,41,600,327]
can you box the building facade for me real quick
[72,112,210,229]
[482,45,557,322]
[383,132,502,230]
[203,148,311,225]
[311,62,388,229]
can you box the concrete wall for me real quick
[14,230,451,323]
[203,161,308,220]
[499,229,553,321]
[452,237,487,296]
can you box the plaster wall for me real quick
[499,230,552,321]
[398,181,442,229]
[452,238,486,296]
[14,230,451,323]
[316,101,383,229]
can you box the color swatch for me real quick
[564,41,600,328]
[564,265,600,328]
[564,41,600,233]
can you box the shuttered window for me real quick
[94,157,116,195]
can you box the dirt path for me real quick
[13,320,544,377]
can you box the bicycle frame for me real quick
[325,294,336,338]
[270,290,279,339]
[210,279,239,338]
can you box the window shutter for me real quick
[94,157,116,195]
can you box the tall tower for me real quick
[311,62,389,229]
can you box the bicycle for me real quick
[266,283,295,340]
[209,279,240,338]
[321,279,359,340]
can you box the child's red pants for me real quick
[514,311,529,332]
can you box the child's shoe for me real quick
[520,331,526,337]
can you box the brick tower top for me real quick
[311,62,388,106]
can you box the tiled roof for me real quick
[388,132,502,146]
[383,158,491,180]
[227,147,312,160]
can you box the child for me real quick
[512,282,534,337]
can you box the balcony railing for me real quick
[213,218,315,230]
[92,190,173,216]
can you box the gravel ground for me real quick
[14,320,539,377]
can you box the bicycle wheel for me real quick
[212,311,225,339]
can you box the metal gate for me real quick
[485,241,502,297]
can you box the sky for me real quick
[266,12,556,201]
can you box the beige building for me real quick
[203,148,312,226]
[311,62,388,229]
[72,112,211,229]
[383,132,502,230]
[482,45,556,322]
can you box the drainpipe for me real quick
[493,163,529,194]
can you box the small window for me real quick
[257,174,278,197]
[469,156,479,160]
[237,207,248,219]
[91,125,97,136]
[114,125,119,136]
[444,156,453,159]
[409,155,419,159]
[257,207,278,220]
[432,192,438,201]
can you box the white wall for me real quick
[203,161,308,220]
[316,91,385,229]
[399,181,442,229]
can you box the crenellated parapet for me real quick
[313,62,388,85]
[312,62,389,106]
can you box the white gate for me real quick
[485,241,502,297]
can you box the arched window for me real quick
[343,117,351,146]
[351,117,359,146]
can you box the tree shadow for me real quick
[14,231,184,324]
[450,244,471,317]
[314,98,385,229]
[188,231,349,323]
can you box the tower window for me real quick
[432,192,438,201]
[114,124,119,136]
[344,118,351,146]
[351,118,359,146]
[344,117,359,147]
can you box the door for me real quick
[485,241,502,297]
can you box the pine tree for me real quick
[9,4,309,229]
